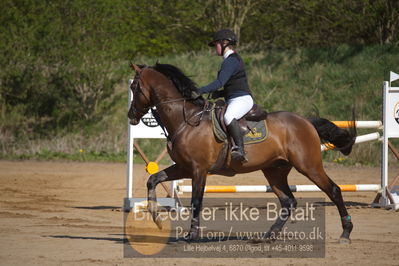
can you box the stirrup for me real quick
[231,146,248,163]
[231,145,240,152]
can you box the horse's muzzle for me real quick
[128,107,140,125]
[129,118,140,125]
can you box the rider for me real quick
[193,29,254,163]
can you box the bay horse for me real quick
[128,63,357,244]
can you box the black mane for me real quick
[153,63,204,106]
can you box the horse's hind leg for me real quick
[295,163,353,244]
[147,164,189,229]
[262,165,296,240]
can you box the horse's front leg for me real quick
[185,168,207,242]
[147,164,188,229]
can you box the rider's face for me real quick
[215,42,223,56]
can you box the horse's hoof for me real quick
[248,238,264,244]
[264,237,276,244]
[184,231,199,242]
[339,237,351,244]
[263,230,278,243]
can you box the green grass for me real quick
[1,45,398,165]
[1,149,126,162]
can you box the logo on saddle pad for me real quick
[212,110,268,144]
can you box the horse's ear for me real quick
[130,63,142,74]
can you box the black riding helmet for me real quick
[208,29,237,47]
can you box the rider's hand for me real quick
[190,91,201,100]
[211,90,223,99]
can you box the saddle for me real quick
[209,100,268,176]
[213,99,268,137]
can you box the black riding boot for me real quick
[227,119,248,163]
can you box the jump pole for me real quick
[321,132,381,152]
[332,121,382,129]
[178,184,381,194]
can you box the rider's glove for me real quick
[211,90,224,99]
[190,91,201,100]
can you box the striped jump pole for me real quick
[332,121,382,129]
[321,132,381,152]
[177,184,381,193]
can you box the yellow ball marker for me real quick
[146,161,159,174]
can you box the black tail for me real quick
[309,114,357,156]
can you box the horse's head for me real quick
[128,64,151,125]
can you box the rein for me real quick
[155,98,186,107]
[167,100,212,148]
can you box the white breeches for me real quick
[224,95,254,125]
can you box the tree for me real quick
[204,0,258,44]
[241,0,398,47]
[373,0,399,44]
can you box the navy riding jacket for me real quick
[198,52,252,101]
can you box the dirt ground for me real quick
[0,160,398,265]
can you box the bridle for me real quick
[129,68,187,118]
[129,66,214,147]
[128,72,150,119]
